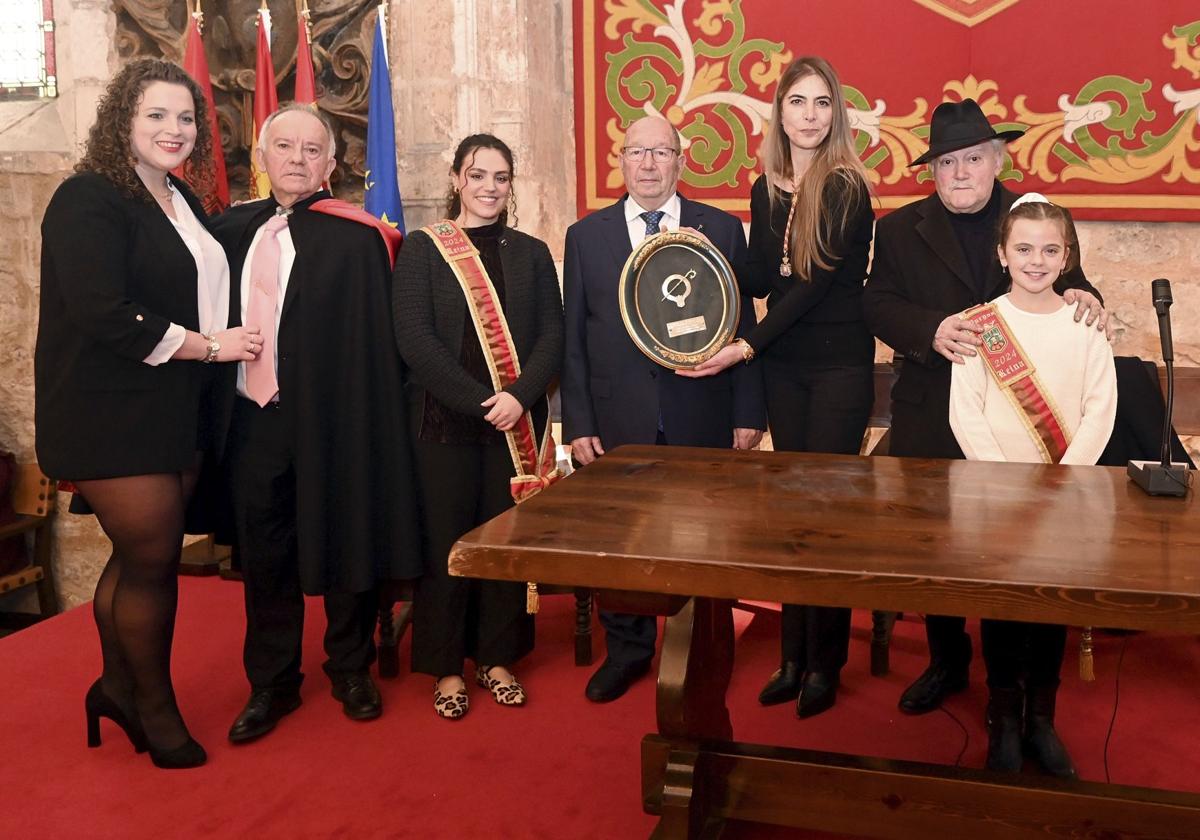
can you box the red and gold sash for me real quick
[963,302,1071,463]
[422,220,562,506]
[311,199,404,267]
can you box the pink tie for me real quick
[244,213,289,407]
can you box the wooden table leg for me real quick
[649,596,734,839]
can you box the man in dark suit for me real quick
[863,99,1107,715]
[210,105,421,742]
[562,115,767,702]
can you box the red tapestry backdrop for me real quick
[573,0,1200,221]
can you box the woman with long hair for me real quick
[35,58,261,768]
[680,56,876,718]
[393,134,563,719]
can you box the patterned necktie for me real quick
[244,213,290,407]
[640,209,665,236]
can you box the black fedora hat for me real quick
[911,98,1024,166]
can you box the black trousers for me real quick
[228,398,378,692]
[596,429,674,668]
[410,438,534,678]
[981,619,1067,690]
[764,359,873,674]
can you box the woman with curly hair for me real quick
[35,58,261,768]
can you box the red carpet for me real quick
[2,578,1197,839]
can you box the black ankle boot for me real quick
[985,687,1024,772]
[1024,683,1076,779]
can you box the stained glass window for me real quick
[0,0,56,99]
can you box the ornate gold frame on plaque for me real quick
[618,230,741,370]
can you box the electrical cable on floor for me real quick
[1102,636,1130,784]
[939,705,970,768]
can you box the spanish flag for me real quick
[248,1,278,200]
[174,1,228,213]
[294,0,317,106]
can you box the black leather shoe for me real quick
[331,672,382,721]
[898,662,968,715]
[585,658,651,703]
[757,662,802,706]
[985,687,1024,772]
[228,688,302,743]
[796,671,839,719]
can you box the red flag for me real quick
[248,5,278,200]
[174,12,229,213]
[294,7,317,106]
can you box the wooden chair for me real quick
[0,464,59,621]
[862,364,901,676]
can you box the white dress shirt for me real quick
[143,183,231,365]
[624,193,681,249]
[235,215,297,400]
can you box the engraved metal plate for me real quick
[618,230,741,370]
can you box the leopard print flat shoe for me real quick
[475,666,526,706]
[433,680,469,720]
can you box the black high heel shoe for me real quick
[147,736,207,770]
[85,679,148,754]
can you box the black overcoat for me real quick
[863,182,1102,459]
[209,192,422,593]
[35,171,212,480]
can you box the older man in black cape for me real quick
[210,104,420,742]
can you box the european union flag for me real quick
[363,10,405,234]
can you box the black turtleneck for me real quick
[946,186,1002,301]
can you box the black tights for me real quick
[76,465,198,751]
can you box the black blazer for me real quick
[863,183,1102,459]
[35,171,212,480]
[392,225,564,424]
[561,195,766,449]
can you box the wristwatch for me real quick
[734,338,755,363]
[201,334,220,364]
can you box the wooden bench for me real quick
[0,464,59,623]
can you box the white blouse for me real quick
[142,183,231,365]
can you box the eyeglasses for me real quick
[621,146,679,162]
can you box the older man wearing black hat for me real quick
[863,99,1107,715]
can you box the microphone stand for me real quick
[1128,278,1190,496]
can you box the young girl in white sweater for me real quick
[949,194,1116,778]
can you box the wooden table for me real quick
[450,445,1200,839]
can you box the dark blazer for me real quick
[863,182,1102,459]
[391,225,564,424]
[561,195,766,449]
[35,171,211,480]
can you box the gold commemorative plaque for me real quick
[618,231,741,370]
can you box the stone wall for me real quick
[0,1,1197,610]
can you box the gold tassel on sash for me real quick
[1079,627,1095,681]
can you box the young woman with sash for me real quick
[680,56,876,719]
[949,195,1115,777]
[392,134,564,719]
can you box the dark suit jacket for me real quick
[391,225,564,428]
[562,195,766,449]
[863,182,1102,459]
[35,171,211,480]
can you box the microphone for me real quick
[1128,278,1190,496]
[1152,278,1173,363]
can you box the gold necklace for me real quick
[779,182,800,278]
